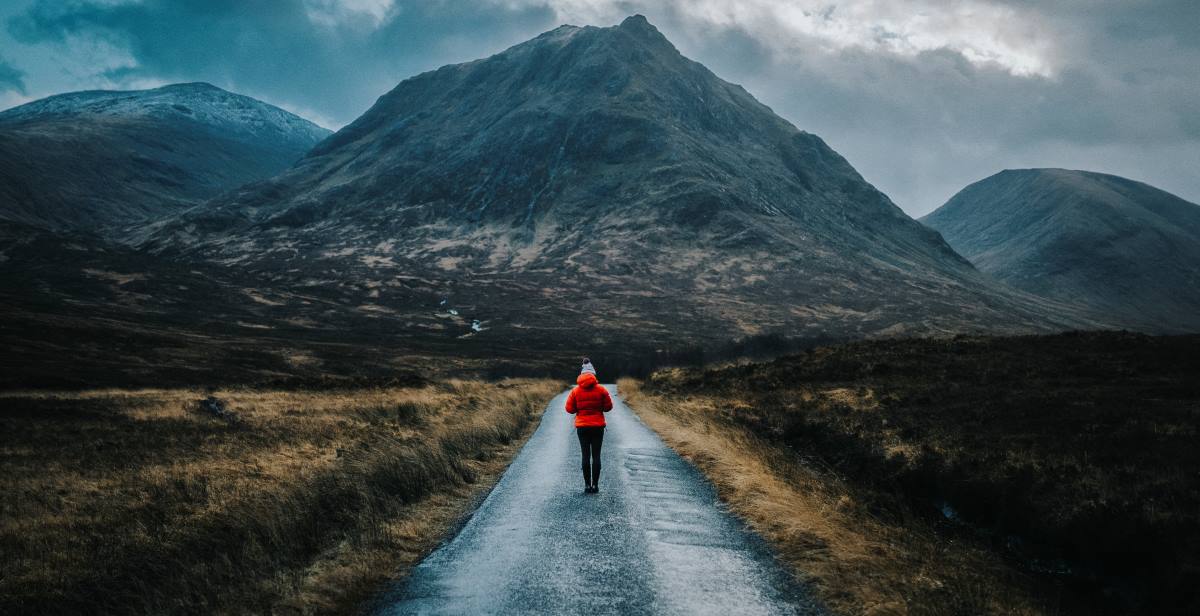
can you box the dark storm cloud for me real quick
[7,0,557,127]
[2,0,1198,213]
[638,0,1200,212]
[0,54,24,93]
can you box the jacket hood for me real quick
[576,372,598,389]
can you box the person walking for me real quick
[565,366,612,494]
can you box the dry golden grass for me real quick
[619,377,1044,616]
[0,379,560,615]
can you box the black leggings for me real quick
[576,427,604,487]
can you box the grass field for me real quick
[0,379,559,615]
[622,331,1200,615]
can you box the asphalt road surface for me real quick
[373,385,824,615]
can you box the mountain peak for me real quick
[514,15,670,56]
[147,15,1090,342]
[614,14,670,46]
[923,168,1200,332]
[619,14,654,33]
[0,79,332,233]
[159,81,224,93]
[0,81,329,142]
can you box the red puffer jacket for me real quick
[565,372,613,428]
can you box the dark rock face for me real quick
[0,82,330,235]
[922,168,1200,333]
[143,16,1093,344]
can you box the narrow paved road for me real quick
[374,385,824,615]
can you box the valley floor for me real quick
[0,380,559,615]
[620,332,1200,615]
[620,380,1044,616]
[3,332,1196,615]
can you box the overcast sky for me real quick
[1,0,1196,216]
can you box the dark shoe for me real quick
[592,486,600,494]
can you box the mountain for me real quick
[0,82,330,234]
[922,169,1200,332]
[142,15,1094,351]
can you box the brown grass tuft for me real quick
[0,379,560,615]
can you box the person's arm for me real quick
[601,388,613,412]
[565,389,578,414]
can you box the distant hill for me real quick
[0,82,330,235]
[143,16,1093,349]
[922,169,1200,332]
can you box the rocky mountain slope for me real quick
[142,16,1095,351]
[922,169,1200,332]
[0,82,330,234]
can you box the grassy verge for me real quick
[621,378,1043,615]
[620,332,1200,615]
[0,379,560,615]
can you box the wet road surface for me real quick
[373,385,824,615]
